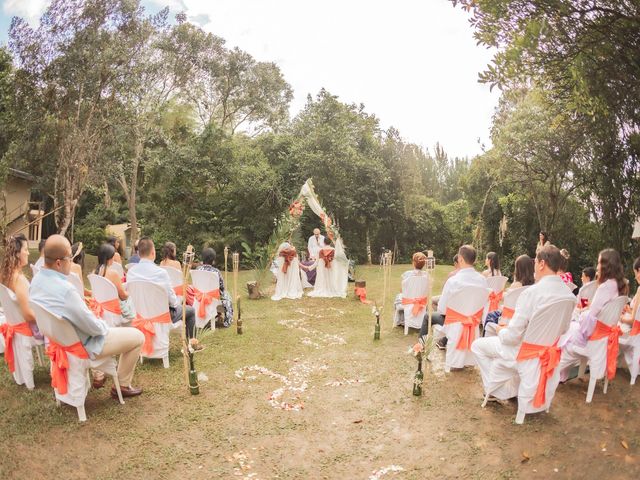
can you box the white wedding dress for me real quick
[307,239,348,298]
[271,243,304,301]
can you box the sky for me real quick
[0,0,500,158]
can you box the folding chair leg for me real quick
[112,375,125,405]
[35,345,44,367]
[603,377,608,394]
[481,393,489,408]
[586,375,598,403]
[578,359,587,379]
[76,405,87,422]
[631,374,637,386]
[162,355,170,369]
[404,323,408,335]
[515,410,526,424]
[139,356,144,365]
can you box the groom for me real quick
[302,228,324,286]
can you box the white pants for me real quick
[471,337,518,393]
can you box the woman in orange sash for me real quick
[95,243,136,322]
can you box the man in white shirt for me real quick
[30,235,145,398]
[307,228,325,260]
[126,237,198,343]
[420,245,488,345]
[471,244,575,393]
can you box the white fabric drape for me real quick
[271,243,304,301]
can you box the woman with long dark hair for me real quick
[95,243,135,321]
[482,252,501,277]
[107,236,123,264]
[536,231,550,253]
[159,242,181,270]
[0,234,41,338]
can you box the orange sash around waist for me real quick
[444,307,484,350]
[319,248,335,268]
[502,306,515,320]
[46,340,89,395]
[488,290,503,312]
[192,287,221,318]
[279,248,297,273]
[0,322,33,373]
[630,320,640,336]
[132,311,172,356]
[173,285,185,296]
[517,341,561,408]
[402,296,428,317]
[87,297,121,318]
[589,320,622,380]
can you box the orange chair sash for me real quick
[46,340,89,395]
[87,297,121,318]
[488,290,503,312]
[444,307,484,351]
[401,296,428,317]
[630,320,640,336]
[502,306,515,320]
[173,285,185,296]
[319,248,335,268]
[192,287,221,318]
[0,322,33,373]
[517,341,561,408]
[132,311,172,356]
[589,320,622,380]
[279,248,297,273]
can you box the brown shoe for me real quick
[112,385,143,399]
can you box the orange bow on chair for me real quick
[630,320,640,336]
[132,311,172,356]
[46,340,89,395]
[173,284,185,296]
[589,320,623,380]
[517,341,562,408]
[86,297,121,318]
[488,290,503,312]
[279,248,297,273]
[192,288,221,319]
[401,296,428,317]
[502,306,515,320]
[0,322,33,373]
[319,248,335,268]
[444,307,484,350]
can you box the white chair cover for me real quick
[127,281,175,362]
[190,269,221,329]
[161,266,184,303]
[68,272,85,297]
[578,281,598,305]
[483,286,529,337]
[566,281,578,292]
[308,244,348,298]
[30,264,40,277]
[439,286,491,370]
[486,276,508,293]
[483,298,575,419]
[271,243,304,300]
[0,307,5,354]
[30,301,90,409]
[110,262,124,278]
[620,304,640,385]
[399,272,429,335]
[0,284,41,389]
[87,274,125,327]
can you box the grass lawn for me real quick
[1,263,640,479]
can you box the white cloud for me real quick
[2,0,49,23]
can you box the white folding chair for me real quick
[110,262,124,278]
[566,281,578,292]
[190,270,221,329]
[620,305,640,385]
[68,272,85,297]
[577,281,598,307]
[438,286,491,372]
[127,281,176,368]
[481,298,575,424]
[30,264,40,278]
[396,273,429,335]
[161,266,185,303]
[0,284,44,390]
[560,296,628,403]
[125,263,137,271]
[87,274,126,327]
[483,286,529,337]
[30,301,124,421]
[485,276,508,318]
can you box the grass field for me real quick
[1,263,640,479]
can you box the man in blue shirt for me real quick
[31,235,145,398]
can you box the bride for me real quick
[271,242,304,301]
[303,237,348,298]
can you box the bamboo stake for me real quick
[233,252,241,334]
[181,245,195,387]
[224,246,229,290]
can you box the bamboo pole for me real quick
[181,245,195,387]
[224,246,229,290]
[233,252,241,334]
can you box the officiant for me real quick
[301,228,324,286]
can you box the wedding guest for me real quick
[0,234,41,339]
[30,235,145,398]
[482,252,502,277]
[558,249,573,284]
[128,240,141,264]
[536,231,550,253]
[447,254,460,279]
[94,243,136,322]
[196,248,234,326]
[70,242,91,296]
[33,239,46,271]
[581,266,596,285]
[160,242,181,270]
[107,236,123,265]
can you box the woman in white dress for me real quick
[303,238,348,298]
[271,242,304,301]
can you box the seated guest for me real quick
[0,234,42,339]
[420,245,488,347]
[581,266,596,286]
[620,258,640,332]
[107,236,123,264]
[126,237,200,345]
[482,251,502,277]
[33,238,46,271]
[160,242,181,270]
[395,252,428,323]
[558,249,627,380]
[70,242,85,279]
[447,254,460,280]
[196,248,234,327]
[128,240,141,264]
[472,245,575,394]
[95,243,136,322]
[483,254,535,332]
[30,235,145,398]
[558,249,573,284]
